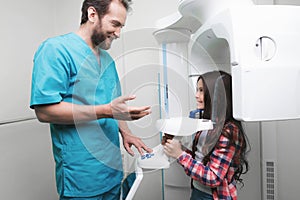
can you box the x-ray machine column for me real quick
[154,28,193,199]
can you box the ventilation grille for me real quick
[264,161,277,200]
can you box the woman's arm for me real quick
[178,134,236,187]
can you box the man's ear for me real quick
[87,6,97,23]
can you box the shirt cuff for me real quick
[177,151,191,163]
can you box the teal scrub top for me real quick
[30,33,123,197]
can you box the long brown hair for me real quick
[197,71,249,185]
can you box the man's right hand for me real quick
[110,95,151,120]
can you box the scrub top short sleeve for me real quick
[30,40,71,108]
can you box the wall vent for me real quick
[263,160,277,200]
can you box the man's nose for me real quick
[113,28,121,38]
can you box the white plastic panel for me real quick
[229,6,300,121]
[179,0,254,25]
[190,5,300,121]
[232,67,300,121]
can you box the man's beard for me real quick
[91,29,106,48]
[91,21,113,50]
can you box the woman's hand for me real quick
[163,139,183,159]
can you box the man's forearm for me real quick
[34,101,112,124]
[119,120,132,136]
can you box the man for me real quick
[30,0,152,199]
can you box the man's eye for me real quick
[111,21,121,27]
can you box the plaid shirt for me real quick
[177,121,244,200]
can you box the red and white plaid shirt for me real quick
[177,121,244,200]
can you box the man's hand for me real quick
[110,95,151,120]
[122,133,153,156]
[119,121,152,156]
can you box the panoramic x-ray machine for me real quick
[125,0,300,199]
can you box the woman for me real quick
[163,71,249,200]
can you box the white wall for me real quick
[53,0,82,35]
[0,0,55,122]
